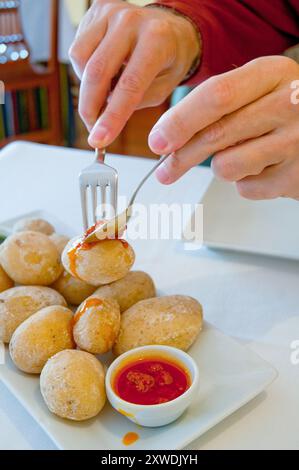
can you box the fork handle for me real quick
[128,154,169,209]
[96,148,106,163]
[125,154,169,226]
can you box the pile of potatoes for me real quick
[0,217,203,422]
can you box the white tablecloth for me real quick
[0,142,299,450]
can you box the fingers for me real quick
[70,25,108,80]
[155,89,288,184]
[149,56,285,155]
[156,132,284,185]
[211,133,284,182]
[236,164,289,200]
[79,27,133,131]
[69,1,117,79]
[213,122,299,185]
[88,20,172,147]
[136,75,179,109]
[236,126,299,200]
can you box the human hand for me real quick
[69,0,200,148]
[149,56,299,200]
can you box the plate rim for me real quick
[0,323,278,450]
[200,178,299,262]
[0,211,278,450]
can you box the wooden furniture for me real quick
[108,103,169,159]
[0,0,62,147]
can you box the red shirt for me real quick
[157,0,299,84]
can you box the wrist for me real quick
[145,3,202,82]
[179,13,201,82]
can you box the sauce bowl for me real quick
[105,345,200,427]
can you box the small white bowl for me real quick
[105,345,199,427]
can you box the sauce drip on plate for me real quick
[114,358,190,406]
[122,432,139,446]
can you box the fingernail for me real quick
[156,162,171,184]
[89,125,109,146]
[149,129,169,152]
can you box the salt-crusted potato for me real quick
[0,264,13,293]
[0,286,66,343]
[9,305,74,374]
[62,236,135,286]
[94,271,156,313]
[52,271,96,306]
[113,295,203,356]
[40,350,106,421]
[73,295,120,354]
[49,234,69,255]
[13,218,55,235]
[0,231,63,286]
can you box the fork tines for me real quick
[79,160,118,231]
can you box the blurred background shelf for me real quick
[0,129,53,146]
[0,0,63,146]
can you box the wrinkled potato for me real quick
[40,350,106,421]
[0,264,13,293]
[73,295,120,354]
[94,271,156,313]
[0,285,66,343]
[49,234,69,255]
[9,305,74,374]
[113,295,203,356]
[13,218,55,235]
[0,231,63,285]
[52,271,96,306]
[62,236,135,286]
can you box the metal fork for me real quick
[79,148,118,231]
[84,154,169,243]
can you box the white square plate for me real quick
[0,211,277,450]
[0,325,277,450]
[202,178,299,260]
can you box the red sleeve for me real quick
[154,0,299,84]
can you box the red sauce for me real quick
[84,220,127,241]
[84,220,104,238]
[67,220,128,279]
[113,357,190,406]
[122,432,139,446]
[67,240,98,279]
[71,297,103,329]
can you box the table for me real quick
[0,142,299,450]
